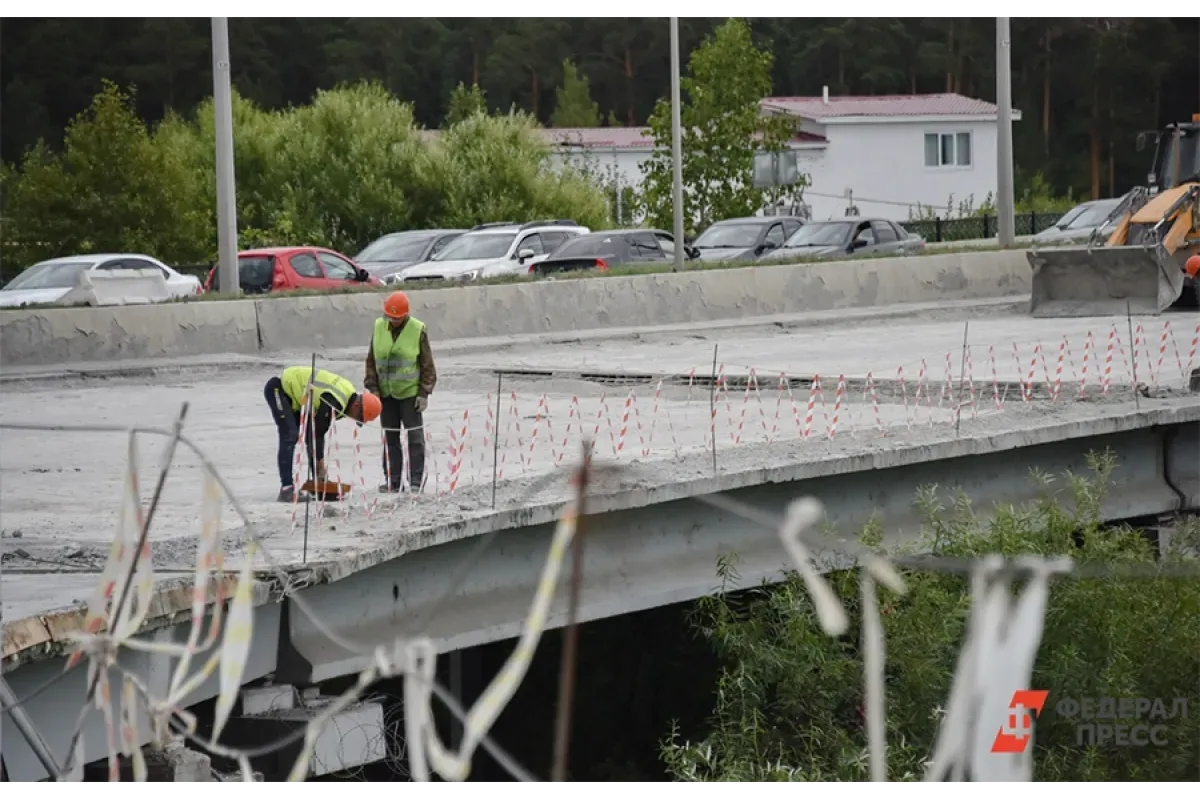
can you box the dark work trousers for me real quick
[264,377,305,488]
[381,396,425,490]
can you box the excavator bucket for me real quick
[1027,245,1185,318]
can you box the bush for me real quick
[3,81,211,267]
[3,80,612,270]
[435,110,610,229]
[661,452,1200,781]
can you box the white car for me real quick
[400,221,589,283]
[0,253,202,308]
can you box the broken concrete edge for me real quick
[0,250,1034,369]
[1,573,271,667]
[10,398,1190,667]
[304,399,1200,585]
[0,355,288,386]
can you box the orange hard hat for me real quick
[384,291,410,319]
[358,391,382,424]
[1186,255,1200,279]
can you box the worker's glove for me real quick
[414,396,428,414]
[364,380,378,394]
[316,459,328,482]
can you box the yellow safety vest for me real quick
[281,366,355,414]
[372,316,424,400]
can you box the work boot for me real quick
[378,483,402,494]
[277,485,310,503]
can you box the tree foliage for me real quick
[444,81,488,127]
[3,80,210,265]
[3,80,611,266]
[4,18,1194,205]
[3,18,1199,268]
[434,109,610,229]
[662,452,1200,781]
[550,59,601,128]
[640,18,795,233]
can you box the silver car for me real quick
[759,217,925,262]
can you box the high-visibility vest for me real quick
[372,316,424,399]
[281,366,355,414]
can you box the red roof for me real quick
[762,93,1009,120]
[541,126,826,150]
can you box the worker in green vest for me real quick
[264,365,382,502]
[364,291,438,493]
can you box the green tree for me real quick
[639,18,794,234]
[660,454,1200,781]
[434,109,611,229]
[550,59,601,128]
[4,80,209,266]
[444,81,488,126]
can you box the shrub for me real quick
[662,452,1200,781]
[4,80,210,267]
[3,80,612,270]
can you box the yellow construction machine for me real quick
[1028,116,1200,317]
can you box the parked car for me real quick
[690,215,807,263]
[400,220,589,283]
[203,246,384,294]
[760,217,925,262]
[355,229,467,284]
[1032,197,1123,245]
[0,253,201,308]
[531,228,695,277]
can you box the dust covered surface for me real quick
[3,308,1197,622]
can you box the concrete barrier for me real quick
[3,250,1031,368]
[58,268,172,307]
[0,299,260,367]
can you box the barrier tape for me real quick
[276,323,1196,510]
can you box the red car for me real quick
[204,246,385,294]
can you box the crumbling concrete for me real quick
[1,307,1195,654]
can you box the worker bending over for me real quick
[264,365,382,502]
[364,291,437,493]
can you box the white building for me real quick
[543,91,1022,223]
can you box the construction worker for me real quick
[264,365,382,502]
[364,290,437,493]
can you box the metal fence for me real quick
[903,211,1062,243]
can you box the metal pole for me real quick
[0,677,61,777]
[212,17,240,295]
[669,17,685,271]
[613,147,623,225]
[995,17,1016,247]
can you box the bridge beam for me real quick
[280,420,1197,684]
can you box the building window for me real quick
[924,132,972,167]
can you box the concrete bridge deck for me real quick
[2,303,1196,630]
[3,301,1199,780]
[3,393,1197,780]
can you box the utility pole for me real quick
[212,17,240,295]
[669,17,685,272]
[995,17,1016,248]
